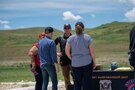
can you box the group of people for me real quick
[28,21,95,90]
[28,21,135,90]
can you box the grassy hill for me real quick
[85,21,135,43]
[85,21,135,67]
[0,21,135,66]
[0,27,63,65]
[0,27,63,47]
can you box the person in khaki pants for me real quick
[55,24,73,90]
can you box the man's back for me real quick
[38,36,57,68]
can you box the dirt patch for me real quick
[0,82,34,90]
[0,81,66,90]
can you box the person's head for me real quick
[64,24,71,35]
[38,32,45,39]
[45,27,54,38]
[75,22,84,35]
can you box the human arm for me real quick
[54,37,60,46]
[89,43,96,69]
[28,45,38,71]
[65,42,71,60]
[55,37,63,57]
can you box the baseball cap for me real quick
[45,27,54,34]
[64,24,71,29]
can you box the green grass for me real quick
[0,64,32,82]
[0,64,64,82]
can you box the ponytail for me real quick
[75,22,84,35]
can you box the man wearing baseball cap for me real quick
[38,27,59,90]
[55,24,73,90]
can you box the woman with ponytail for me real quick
[66,22,96,90]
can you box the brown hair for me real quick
[75,22,84,35]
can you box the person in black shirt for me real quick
[129,26,135,80]
[129,26,135,68]
[55,24,72,90]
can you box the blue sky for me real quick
[0,0,135,31]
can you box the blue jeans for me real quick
[41,64,58,90]
[72,63,93,90]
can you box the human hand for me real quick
[93,62,96,69]
[57,52,63,57]
[31,62,36,71]
[55,63,59,73]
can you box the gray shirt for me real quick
[67,33,93,67]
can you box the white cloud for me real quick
[0,20,11,30]
[3,24,11,29]
[0,0,116,10]
[119,0,135,21]
[0,20,9,24]
[91,14,96,18]
[119,0,127,3]
[119,0,135,5]
[0,0,131,30]
[129,0,135,5]
[63,11,82,21]
[0,0,120,21]
[125,7,135,21]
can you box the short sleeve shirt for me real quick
[67,34,93,67]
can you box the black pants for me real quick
[129,53,135,89]
[72,63,93,90]
[128,52,135,67]
[31,65,43,90]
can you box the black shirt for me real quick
[129,26,135,53]
[55,33,72,66]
